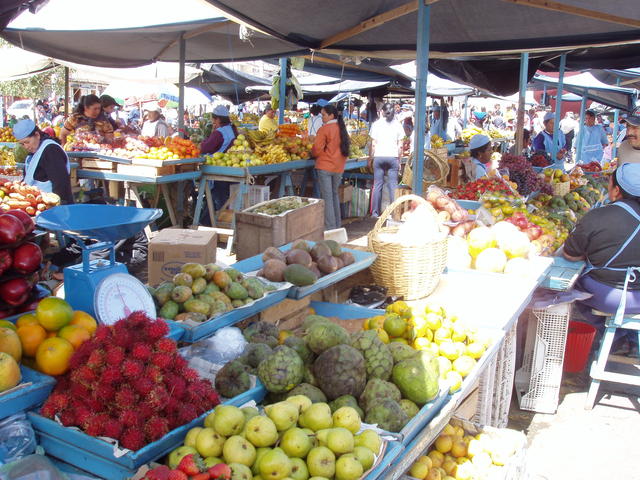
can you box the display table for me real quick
[192,160,314,227]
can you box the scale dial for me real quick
[94,273,156,325]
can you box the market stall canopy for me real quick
[391,62,475,97]
[205,0,640,95]
[187,63,270,103]
[102,82,211,107]
[531,72,637,111]
[0,0,46,32]
[0,45,54,80]
[2,0,306,67]
[591,68,640,90]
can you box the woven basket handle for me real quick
[372,194,430,234]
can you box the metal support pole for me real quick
[575,96,587,164]
[462,95,468,129]
[178,34,186,135]
[542,85,547,106]
[551,54,566,167]
[279,57,287,124]
[64,67,70,116]
[515,52,529,155]
[612,78,621,160]
[413,1,431,195]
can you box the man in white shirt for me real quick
[559,112,577,155]
[369,102,405,216]
[618,115,640,165]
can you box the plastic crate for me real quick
[473,354,497,426]
[539,256,586,291]
[491,322,517,427]
[231,184,270,210]
[0,366,56,420]
[515,303,571,414]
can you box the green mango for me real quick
[159,300,179,320]
[227,282,249,300]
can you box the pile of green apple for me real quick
[167,394,383,480]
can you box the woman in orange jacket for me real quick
[311,104,350,230]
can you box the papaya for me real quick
[181,262,206,279]
[171,285,193,303]
[173,272,193,287]
[284,264,317,286]
[175,312,208,323]
[209,300,230,316]
[203,282,220,295]
[204,263,221,281]
[208,291,233,311]
[227,282,249,301]
[154,282,174,305]
[231,299,245,308]
[159,300,179,320]
[191,277,207,295]
[225,268,243,282]
[242,277,265,299]
[213,270,231,289]
[184,299,211,316]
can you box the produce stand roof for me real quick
[187,63,271,103]
[205,0,640,95]
[531,72,637,111]
[1,0,306,67]
[591,68,640,90]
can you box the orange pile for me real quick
[277,123,300,137]
[166,137,200,158]
[0,127,16,143]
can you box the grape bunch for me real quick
[499,153,552,195]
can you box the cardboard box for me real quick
[148,228,217,286]
[339,184,354,204]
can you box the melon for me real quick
[447,236,472,269]
[474,248,507,273]
[467,226,496,258]
[497,230,531,259]
[0,327,22,362]
[492,221,520,245]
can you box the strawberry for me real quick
[189,474,210,480]
[167,470,188,480]
[144,465,170,480]
[177,454,203,476]
[208,463,231,480]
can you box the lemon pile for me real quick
[363,301,491,393]
[408,420,522,480]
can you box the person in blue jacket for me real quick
[468,134,493,180]
[577,110,608,164]
[532,112,568,166]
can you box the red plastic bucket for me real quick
[563,321,597,372]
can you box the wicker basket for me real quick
[551,181,570,196]
[367,194,448,300]
[401,149,450,189]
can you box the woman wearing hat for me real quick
[141,102,172,138]
[13,119,73,204]
[99,95,124,131]
[200,105,238,212]
[532,112,568,164]
[467,134,493,180]
[59,94,114,146]
[563,163,640,355]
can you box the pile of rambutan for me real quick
[39,311,220,451]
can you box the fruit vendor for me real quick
[259,107,278,134]
[59,94,114,146]
[468,134,493,180]
[13,119,73,205]
[576,110,608,165]
[141,102,172,138]
[429,105,449,141]
[311,104,350,230]
[563,163,640,354]
[200,105,238,213]
[532,112,568,165]
[618,115,640,165]
[99,95,124,131]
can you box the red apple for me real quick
[5,209,35,233]
[0,249,12,275]
[12,242,42,274]
[525,225,543,241]
[0,214,25,245]
[0,278,31,306]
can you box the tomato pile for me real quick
[453,177,514,200]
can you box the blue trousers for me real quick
[371,156,399,216]
[316,169,342,230]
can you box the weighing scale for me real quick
[36,204,162,324]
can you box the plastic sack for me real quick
[180,326,247,366]
[0,414,36,465]
[0,454,66,480]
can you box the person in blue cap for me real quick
[576,110,608,165]
[563,163,640,355]
[532,112,568,164]
[428,105,449,141]
[13,119,73,204]
[308,99,328,137]
[468,134,493,180]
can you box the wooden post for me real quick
[515,52,529,155]
[64,67,70,116]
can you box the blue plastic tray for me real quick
[223,379,267,407]
[0,366,55,420]
[166,286,290,343]
[200,159,314,177]
[28,384,267,480]
[365,440,404,480]
[539,256,585,291]
[310,301,383,319]
[233,242,377,300]
[456,199,481,210]
[36,205,162,242]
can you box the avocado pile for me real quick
[150,262,275,322]
[258,239,355,287]
[220,315,440,433]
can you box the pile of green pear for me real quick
[167,394,383,480]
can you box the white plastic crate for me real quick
[492,322,518,427]
[231,184,270,210]
[473,354,497,425]
[515,303,571,414]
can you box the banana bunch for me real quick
[431,134,445,148]
[255,144,290,164]
[350,133,370,149]
[246,129,276,148]
[0,146,16,166]
[461,127,486,144]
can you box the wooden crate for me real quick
[260,297,311,331]
[234,198,325,260]
[81,158,116,171]
[116,164,175,177]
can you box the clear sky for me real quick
[9,0,225,30]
